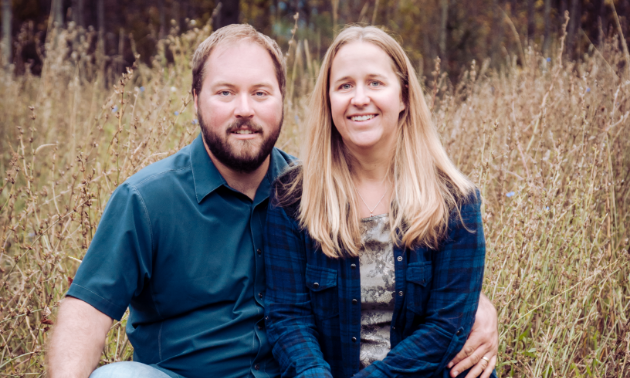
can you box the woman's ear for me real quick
[399,85,408,113]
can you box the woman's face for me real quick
[329,41,406,154]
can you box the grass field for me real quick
[1,21,629,377]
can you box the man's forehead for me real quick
[203,40,279,87]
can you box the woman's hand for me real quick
[447,293,498,378]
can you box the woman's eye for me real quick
[369,81,382,87]
[340,83,352,90]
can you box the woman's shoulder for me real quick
[455,187,482,214]
[274,163,303,188]
[271,164,303,220]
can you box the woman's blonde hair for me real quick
[280,25,475,258]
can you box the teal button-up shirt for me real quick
[67,133,293,378]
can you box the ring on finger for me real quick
[482,356,490,362]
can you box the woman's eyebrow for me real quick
[365,73,387,80]
[331,75,353,85]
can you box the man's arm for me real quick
[47,297,113,378]
[447,293,498,378]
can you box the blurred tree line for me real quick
[1,0,629,81]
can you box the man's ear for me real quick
[193,90,199,114]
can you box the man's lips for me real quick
[228,127,261,139]
[231,129,258,135]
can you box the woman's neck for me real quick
[346,147,394,218]
[346,146,393,185]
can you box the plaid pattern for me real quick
[264,188,489,378]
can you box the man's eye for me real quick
[219,91,231,96]
[254,91,266,97]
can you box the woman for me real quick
[264,25,494,378]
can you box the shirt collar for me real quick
[190,133,293,204]
[190,133,227,203]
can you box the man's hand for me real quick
[47,297,113,378]
[447,293,498,378]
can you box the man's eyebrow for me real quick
[251,82,275,88]
[210,81,237,88]
[209,81,276,89]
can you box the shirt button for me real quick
[352,337,357,342]
[254,364,260,370]
[392,326,396,330]
[351,264,356,269]
[352,299,358,304]
[397,256,403,262]
[313,282,320,288]
[257,249,262,256]
[258,292,263,299]
[258,324,263,330]
[398,291,404,296]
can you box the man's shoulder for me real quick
[272,147,297,164]
[123,144,193,191]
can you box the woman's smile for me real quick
[348,114,378,122]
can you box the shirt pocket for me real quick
[406,261,433,314]
[305,264,339,319]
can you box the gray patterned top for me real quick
[359,214,395,369]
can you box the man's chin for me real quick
[206,140,270,173]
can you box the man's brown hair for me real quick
[191,24,286,99]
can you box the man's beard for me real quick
[199,112,282,174]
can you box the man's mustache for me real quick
[226,120,263,134]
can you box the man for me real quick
[47,24,498,378]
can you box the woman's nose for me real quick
[350,85,370,107]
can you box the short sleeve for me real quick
[66,182,153,320]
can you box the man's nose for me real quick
[350,85,370,107]
[234,93,254,118]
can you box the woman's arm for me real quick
[264,200,334,378]
[355,191,487,377]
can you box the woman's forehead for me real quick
[330,42,397,79]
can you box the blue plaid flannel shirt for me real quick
[264,177,490,378]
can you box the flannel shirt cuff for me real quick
[297,367,334,378]
[352,363,389,378]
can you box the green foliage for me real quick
[1,17,630,378]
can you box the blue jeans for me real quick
[90,362,173,378]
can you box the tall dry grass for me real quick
[1,19,629,377]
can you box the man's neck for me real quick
[203,142,270,201]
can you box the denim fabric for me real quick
[90,362,173,378]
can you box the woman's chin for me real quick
[342,134,397,154]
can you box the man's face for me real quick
[194,41,283,173]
